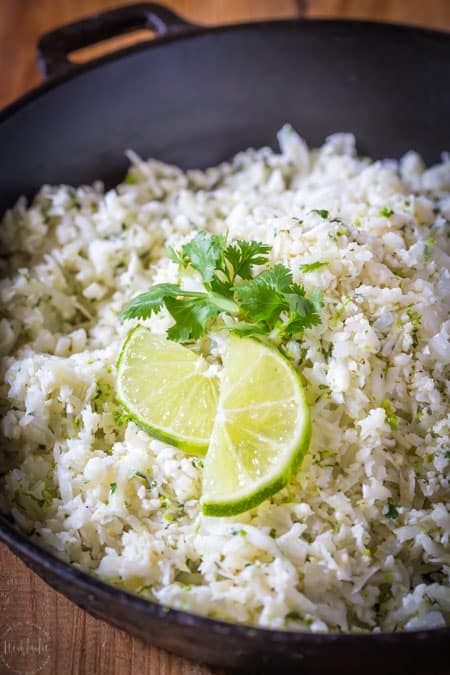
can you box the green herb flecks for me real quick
[386,498,400,519]
[424,237,435,258]
[379,207,394,218]
[286,611,302,621]
[406,307,421,348]
[230,528,247,537]
[299,261,328,273]
[311,209,329,219]
[41,461,57,507]
[381,400,399,430]
[112,409,129,427]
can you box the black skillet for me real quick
[0,4,449,673]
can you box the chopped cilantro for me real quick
[379,207,394,217]
[381,400,399,430]
[230,528,247,537]
[406,308,421,348]
[311,209,329,219]
[286,611,302,621]
[424,236,435,258]
[269,528,277,539]
[110,482,117,494]
[112,409,128,426]
[386,498,399,519]
[299,261,328,273]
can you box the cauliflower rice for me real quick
[0,127,449,633]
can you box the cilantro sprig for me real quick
[121,232,323,343]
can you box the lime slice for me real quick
[116,326,219,454]
[202,336,311,516]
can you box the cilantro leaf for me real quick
[224,240,271,280]
[235,280,286,323]
[167,246,184,265]
[288,282,306,297]
[181,232,226,283]
[284,291,322,334]
[210,274,234,298]
[165,295,223,341]
[284,285,323,334]
[286,292,314,317]
[234,266,322,336]
[121,233,324,344]
[254,264,293,292]
[120,284,186,320]
[283,312,321,336]
[233,265,294,324]
[299,261,328,273]
[230,322,268,337]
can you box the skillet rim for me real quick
[2,514,449,642]
[1,15,449,647]
[1,16,449,122]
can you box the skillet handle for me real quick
[37,3,196,79]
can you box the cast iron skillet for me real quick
[0,4,449,673]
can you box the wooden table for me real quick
[1,2,449,674]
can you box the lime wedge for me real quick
[116,326,219,454]
[202,336,311,516]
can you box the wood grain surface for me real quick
[1,2,449,674]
